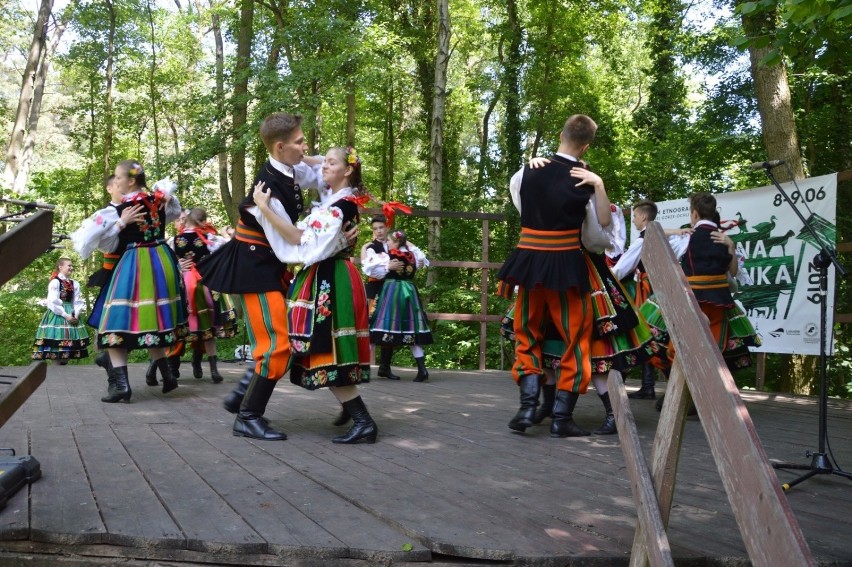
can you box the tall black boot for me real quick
[168,355,181,379]
[377,348,400,380]
[531,382,556,424]
[233,373,286,440]
[550,390,590,437]
[101,366,131,403]
[145,360,159,386]
[333,407,351,426]
[157,357,179,394]
[628,364,657,399]
[332,396,378,444]
[223,369,252,413]
[208,355,223,383]
[508,374,540,432]
[192,349,204,379]
[94,350,112,373]
[413,356,429,382]
[593,392,617,435]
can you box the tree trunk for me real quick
[103,0,116,183]
[501,0,523,255]
[346,80,356,148]
[426,0,449,289]
[742,7,810,394]
[230,0,254,219]
[146,0,161,173]
[4,0,52,192]
[211,9,232,222]
[14,1,74,194]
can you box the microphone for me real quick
[749,159,785,170]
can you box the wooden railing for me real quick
[609,221,814,565]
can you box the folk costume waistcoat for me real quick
[364,239,387,300]
[682,224,735,308]
[497,154,593,295]
[198,161,304,294]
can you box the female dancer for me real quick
[369,230,433,382]
[172,207,234,382]
[32,257,90,363]
[72,160,187,402]
[252,146,376,444]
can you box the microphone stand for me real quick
[761,165,852,491]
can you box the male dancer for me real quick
[198,113,323,440]
[360,214,428,380]
[497,114,611,437]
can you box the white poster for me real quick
[648,174,837,355]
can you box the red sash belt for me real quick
[102,252,120,271]
[517,228,581,251]
[686,274,729,290]
[235,221,270,248]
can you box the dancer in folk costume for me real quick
[639,193,760,410]
[72,160,187,402]
[369,229,433,382]
[171,207,234,383]
[197,112,325,440]
[497,114,612,438]
[251,146,375,443]
[360,213,427,380]
[32,257,90,363]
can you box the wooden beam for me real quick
[0,362,47,429]
[0,210,53,287]
[608,370,675,567]
[641,222,814,567]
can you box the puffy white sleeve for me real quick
[252,202,349,266]
[152,179,182,223]
[73,280,85,317]
[734,243,753,286]
[362,248,389,279]
[606,205,627,258]
[611,239,643,281]
[206,234,228,254]
[509,168,524,214]
[46,280,65,317]
[293,159,325,190]
[71,207,121,259]
[668,234,690,260]
[407,241,430,268]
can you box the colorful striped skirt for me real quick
[369,279,433,347]
[287,257,371,390]
[184,266,217,341]
[32,302,90,360]
[97,241,188,350]
[214,291,238,339]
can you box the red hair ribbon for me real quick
[344,194,372,208]
[382,201,412,228]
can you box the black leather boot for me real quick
[168,355,181,379]
[508,374,540,432]
[332,396,378,444]
[192,349,204,379]
[157,357,179,394]
[377,348,400,380]
[333,407,351,426]
[550,390,590,437]
[531,382,555,424]
[413,356,429,382]
[223,369,253,413]
[101,366,131,403]
[145,360,159,386]
[94,350,112,373]
[233,373,286,440]
[209,355,223,383]
[628,364,657,399]
[593,392,617,435]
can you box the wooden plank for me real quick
[111,425,266,554]
[359,207,505,221]
[426,313,502,322]
[629,359,690,567]
[0,363,46,429]
[641,221,815,567]
[0,209,53,287]
[29,426,106,544]
[608,370,675,567]
[73,425,184,548]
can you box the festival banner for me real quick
[647,174,837,355]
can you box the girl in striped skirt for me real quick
[32,258,90,363]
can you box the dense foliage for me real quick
[1,0,850,396]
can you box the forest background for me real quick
[1,0,850,396]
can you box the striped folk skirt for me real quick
[287,257,371,390]
[369,279,433,347]
[32,302,90,360]
[97,241,188,350]
[183,267,217,341]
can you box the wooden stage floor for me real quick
[0,362,850,566]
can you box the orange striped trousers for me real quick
[512,286,593,393]
[240,291,291,380]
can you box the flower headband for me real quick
[391,230,406,240]
[345,146,361,168]
[128,162,144,177]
